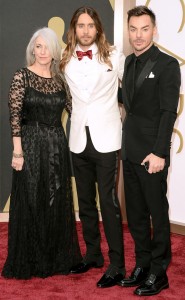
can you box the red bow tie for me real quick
[76,50,92,61]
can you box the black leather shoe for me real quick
[134,273,169,296]
[117,266,150,287]
[97,273,124,288]
[70,262,103,274]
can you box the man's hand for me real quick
[141,153,165,174]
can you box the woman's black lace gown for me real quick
[2,68,82,279]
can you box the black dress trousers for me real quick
[72,127,125,269]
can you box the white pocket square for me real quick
[147,72,155,78]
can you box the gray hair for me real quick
[26,27,61,77]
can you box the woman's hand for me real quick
[12,137,24,171]
[12,156,24,171]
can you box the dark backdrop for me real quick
[0,0,114,211]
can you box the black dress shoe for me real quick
[70,262,103,274]
[117,266,150,287]
[134,273,169,296]
[97,273,124,288]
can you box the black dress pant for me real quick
[72,127,124,269]
[123,159,171,275]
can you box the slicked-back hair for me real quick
[60,6,114,71]
[127,5,156,26]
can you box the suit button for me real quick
[128,112,133,115]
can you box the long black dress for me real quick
[2,68,82,279]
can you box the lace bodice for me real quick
[9,68,72,136]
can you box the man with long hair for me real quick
[60,6,125,288]
[118,6,181,296]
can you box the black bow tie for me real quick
[76,50,92,61]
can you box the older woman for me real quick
[2,27,82,279]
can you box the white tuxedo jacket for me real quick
[64,44,125,153]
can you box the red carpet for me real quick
[0,222,185,300]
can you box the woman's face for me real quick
[33,36,52,66]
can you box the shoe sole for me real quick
[98,279,122,288]
[134,283,169,296]
[117,279,146,287]
[70,264,103,274]
[97,283,117,288]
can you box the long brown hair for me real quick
[60,6,114,71]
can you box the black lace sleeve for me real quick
[8,69,25,137]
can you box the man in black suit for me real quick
[117,6,181,296]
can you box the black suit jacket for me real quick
[121,45,181,165]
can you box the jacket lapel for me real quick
[122,47,160,110]
[135,47,160,91]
